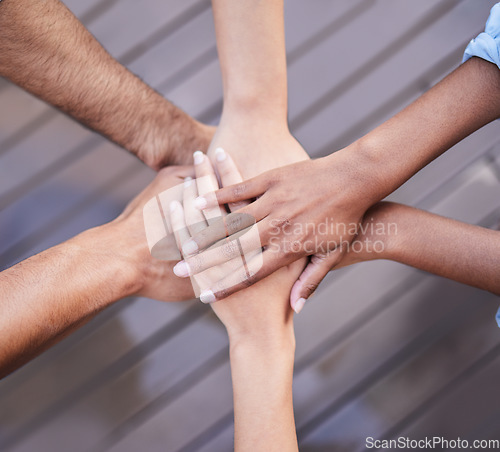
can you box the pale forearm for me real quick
[357,202,500,295]
[212,0,287,118]
[230,336,297,452]
[342,57,500,206]
[0,0,211,168]
[0,224,138,378]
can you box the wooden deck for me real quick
[1,1,500,451]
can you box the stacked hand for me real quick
[174,146,376,310]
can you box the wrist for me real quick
[218,108,291,140]
[333,139,397,207]
[73,223,143,303]
[358,202,401,262]
[371,202,413,263]
[222,93,288,126]
[228,325,296,360]
[130,95,214,169]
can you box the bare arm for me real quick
[212,0,287,119]
[0,167,195,378]
[228,324,296,452]
[341,202,500,296]
[0,0,213,168]
[189,2,304,449]
[208,0,308,175]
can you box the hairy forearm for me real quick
[212,0,287,118]
[230,335,297,452]
[0,0,211,168]
[343,57,500,206]
[361,202,500,295]
[0,224,139,378]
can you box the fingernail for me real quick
[200,290,216,304]
[184,176,193,187]
[193,151,204,165]
[215,147,227,162]
[182,239,198,255]
[293,298,307,314]
[194,196,207,210]
[173,261,191,278]
[169,201,181,213]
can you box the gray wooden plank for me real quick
[61,0,108,19]
[126,7,216,90]
[178,415,234,452]
[388,124,500,208]
[285,0,371,61]
[299,289,500,449]
[292,277,479,429]
[0,84,51,146]
[80,0,210,59]
[0,115,91,196]
[288,0,462,134]
[493,147,500,177]
[0,142,142,256]
[293,0,495,156]
[0,159,152,269]
[105,362,233,452]
[392,352,500,449]
[0,299,192,443]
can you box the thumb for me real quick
[290,249,344,314]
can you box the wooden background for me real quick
[1,1,500,451]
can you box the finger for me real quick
[194,172,269,211]
[183,176,208,236]
[182,207,265,256]
[198,248,294,303]
[168,200,191,254]
[289,248,345,314]
[213,147,248,212]
[173,223,262,278]
[192,248,261,299]
[193,150,224,223]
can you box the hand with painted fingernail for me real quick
[169,150,260,306]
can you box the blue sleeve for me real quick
[463,3,500,69]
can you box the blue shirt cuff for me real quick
[463,3,500,69]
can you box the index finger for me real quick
[193,151,224,223]
[213,147,249,212]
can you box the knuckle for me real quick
[274,217,292,231]
[304,282,319,294]
[232,183,247,198]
